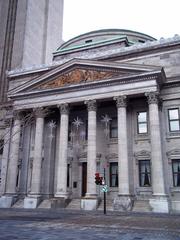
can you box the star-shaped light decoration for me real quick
[48,120,56,129]
[101,114,112,128]
[101,114,112,138]
[72,117,84,130]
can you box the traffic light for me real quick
[95,173,103,185]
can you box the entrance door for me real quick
[82,162,87,197]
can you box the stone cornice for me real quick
[7,35,180,77]
[8,70,162,100]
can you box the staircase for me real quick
[98,199,114,211]
[132,200,152,212]
[12,199,24,208]
[66,199,81,210]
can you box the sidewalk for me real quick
[0,208,180,233]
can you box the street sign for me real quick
[101,185,108,193]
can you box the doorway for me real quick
[82,162,87,197]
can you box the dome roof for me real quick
[56,29,156,54]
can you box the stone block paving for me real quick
[0,209,180,240]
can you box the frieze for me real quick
[37,68,119,90]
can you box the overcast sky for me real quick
[63,0,180,41]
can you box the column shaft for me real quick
[6,117,21,194]
[0,120,12,195]
[147,93,165,195]
[115,96,130,195]
[30,111,44,195]
[85,100,97,197]
[55,104,69,197]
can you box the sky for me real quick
[63,0,180,41]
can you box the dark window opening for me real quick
[85,39,92,44]
[110,118,118,138]
[172,160,180,187]
[67,164,70,187]
[110,162,118,187]
[139,160,151,187]
[0,140,4,155]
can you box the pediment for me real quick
[8,58,164,98]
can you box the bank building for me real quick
[0,1,180,213]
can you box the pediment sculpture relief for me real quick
[37,68,120,90]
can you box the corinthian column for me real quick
[55,103,69,198]
[145,92,169,213]
[30,108,45,196]
[81,100,98,211]
[6,111,21,195]
[0,119,12,196]
[114,96,130,194]
[24,108,45,209]
[85,100,97,197]
[113,96,133,211]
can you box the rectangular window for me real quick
[110,162,118,187]
[172,160,180,187]
[137,112,147,134]
[110,118,118,138]
[139,160,151,187]
[168,109,180,132]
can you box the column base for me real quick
[24,196,41,209]
[113,195,134,211]
[149,195,169,213]
[81,196,99,211]
[171,200,180,213]
[0,195,17,208]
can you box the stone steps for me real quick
[98,199,114,211]
[12,199,24,208]
[66,199,81,210]
[38,199,52,209]
[132,200,152,212]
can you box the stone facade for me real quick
[0,19,180,212]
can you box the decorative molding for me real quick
[106,153,118,160]
[166,149,180,163]
[134,150,151,164]
[58,103,69,115]
[85,99,97,112]
[145,91,159,104]
[114,95,127,108]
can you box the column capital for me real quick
[4,118,11,127]
[58,103,69,115]
[33,107,47,118]
[13,110,22,120]
[145,91,159,104]
[84,99,97,111]
[114,95,127,108]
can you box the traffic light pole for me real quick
[104,167,106,215]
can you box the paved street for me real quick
[0,209,180,239]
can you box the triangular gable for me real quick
[8,58,163,97]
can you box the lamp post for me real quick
[101,114,112,214]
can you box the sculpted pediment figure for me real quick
[36,68,120,90]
